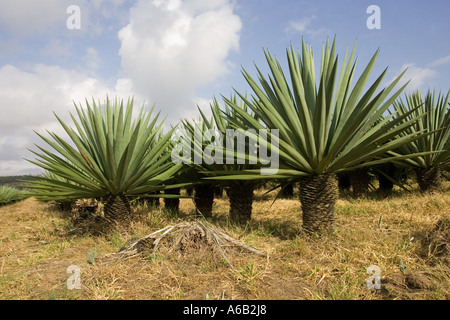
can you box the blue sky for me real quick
[0,0,449,175]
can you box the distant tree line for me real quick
[0,176,38,189]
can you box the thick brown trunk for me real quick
[280,183,294,198]
[194,184,215,218]
[104,195,131,228]
[228,184,254,224]
[414,167,442,193]
[349,168,371,197]
[299,174,338,234]
[377,163,396,195]
[378,173,394,193]
[337,173,351,191]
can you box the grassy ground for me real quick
[0,181,449,300]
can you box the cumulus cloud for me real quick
[390,63,438,93]
[118,0,242,126]
[0,64,113,130]
[0,64,136,175]
[0,0,242,175]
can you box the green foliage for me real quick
[389,89,450,169]
[26,97,184,202]
[218,37,430,180]
[0,186,29,205]
[87,247,96,265]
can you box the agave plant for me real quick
[372,162,411,195]
[215,37,430,234]
[0,186,28,205]
[171,118,216,217]
[205,97,265,223]
[173,96,264,223]
[26,97,184,227]
[389,89,450,193]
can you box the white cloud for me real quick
[192,96,213,118]
[428,55,450,67]
[0,0,242,175]
[0,63,117,126]
[0,64,136,176]
[117,0,242,126]
[0,0,71,36]
[285,15,330,38]
[394,63,437,92]
[0,0,130,38]
[286,15,317,33]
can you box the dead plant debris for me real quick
[100,221,266,268]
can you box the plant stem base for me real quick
[228,185,254,224]
[299,174,338,234]
[415,167,442,194]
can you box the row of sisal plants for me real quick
[0,186,29,206]
[26,37,449,235]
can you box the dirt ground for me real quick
[0,184,449,300]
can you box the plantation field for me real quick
[0,182,449,300]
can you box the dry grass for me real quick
[0,181,449,300]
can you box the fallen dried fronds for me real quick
[100,220,266,269]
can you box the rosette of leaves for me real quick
[26,97,184,227]
[389,89,450,193]
[213,37,431,234]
